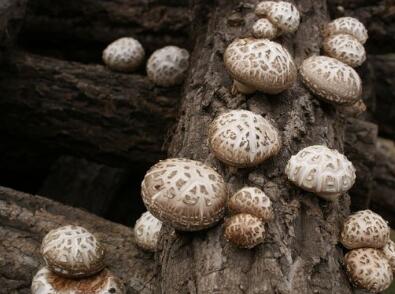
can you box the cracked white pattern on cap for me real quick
[266,1,300,33]
[146,46,189,87]
[141,158,227,231]
[324,17,368,44]
[340,210,390,249]
[134,211,163,252]
[285,145,356,201]
[208,110,281,167]
[31,267,125,294]
[300,55,362,105]
[224,38,296,94]
[102,37,145,72]
[383,240,395,273]
[228,187,273,221]
[345,248,393,293]
[40,225,105,278]
[255,1,277,17]
[323,34,366,67]
[252,18,278,39]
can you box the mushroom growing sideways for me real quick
[141,158,227,231]
[224,38,297,94]
[285,145,356,201]
[40,225,105,278]
[134,211,164,252]
[323,34,366,67]
[324,17,368,45]
[208,110,281,168]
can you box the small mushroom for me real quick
[255,1,277,17]
[285,145,356,201]
[252,18,278,39]
[340,210,390,249]
[382,240,395,273]
[40,225,105,278]
[224,38,297,94]
[266,1,300,33]
[323,34,366,67]
[344,248,393,293]
[102,37,145,72]
[324,17,368,45]
[208,110,281,168]
[339,99,367,117]
[228,187,273,221]
[146,46,190,87]
[300,55,362,105]
[224,213,265,249]
[31,267,125,294]
[134,211,164,252]
[141,158,227,231]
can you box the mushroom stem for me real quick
[232,80,256,95]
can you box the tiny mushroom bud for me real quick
[252,18,278,39]
[255,1,277,17]
[324,17,368,45]
[340,210,390,249]
[285,145,356,201]
[40,225,105,278]
[224,213,265,249]
[228,187,273,221]
[382,240,395,273]
[300,55,362,105]
[266,1,300,33]
[141,158,227,231]
[134,211,163,252]
[224,38,297,94]
[31,267,125,294]
[208,110,281,168]
[344,248,393,293]
[146,45,190,87]
[340,99,367,117]
[323,34,366,67]
[102,37,145,72]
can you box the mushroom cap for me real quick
[344,248,393,293]
[31,267,125,294]
[228,187,273,221]
[300,55,362,105]
[340,99,367,117]
[340,210,390,249]
[134,211,163,252]
[252,18,278,39]
[324,17,368,44]
[208,110,281,167]
[40,225,105,278]
[285,145,356,201]
[266,1,300,33]
[141,158,227,231]
[224,38,297,94]
[102,37,145,72]
[323,34,366,67]
[224,213,265,249]
[255,1,277,17]
[146,45,190,87]
[382,240,395,273]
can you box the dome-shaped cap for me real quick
[134,211,163,252]
[382,240,395,273]
[208,110,281,168]
[141,158,227,231]
[102,37,145,72]
[224,38,297,94]
[40,225,105,278]
[146,46,189,87]
[224,213,265,249]
[300,55,362,105]
[252,18,278,39]
[255,1,277,17]
[345,248,393,293]
[266,1,300,33]
[228,187,273,221]
[340,209,390,249]
[324,17,368,44]
[323,34,366,67]
[31,267,125,294]
[285,145,356,201]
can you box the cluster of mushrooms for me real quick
[31,225,125,293]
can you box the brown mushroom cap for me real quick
[300,55,362,105]
[266,1,300,33]
[324,17,368,44]
[339,99,367,117]
[134,211,164,252]
[252,18,278,39]
[141,158,227,231]
[255,1,277,17]
[382,240,395,273]
[323,34,366,67]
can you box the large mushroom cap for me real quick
[340,209,390,249]
[285,145,356,201]
[255,1,277,17]
[134,211,164,252]
[266,1,300,33]
[208,110,281,168]
[300,55,362,105]
[141,158,227,231]
[224,38,297,94]
[40,225,105,278]
[252,18,278,39]
[383,240,395,273]
[323,34,366,67]
[344,248,393,293]
[324,17,368,44]
[31,267,125,294]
